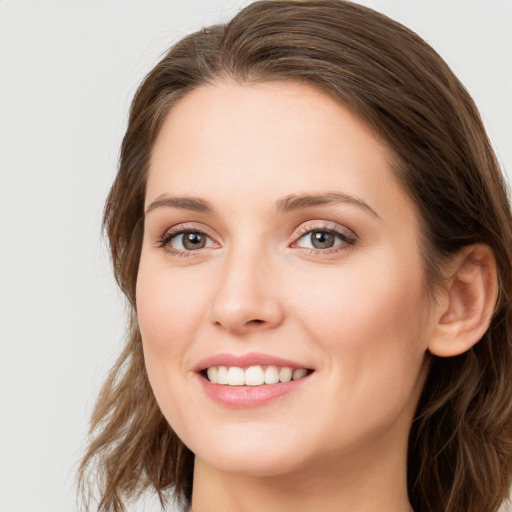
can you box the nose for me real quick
[209,247,285,335]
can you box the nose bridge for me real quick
[210,234,283,333]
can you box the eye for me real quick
[171,231,210,250]
[157,227,217,254]
[302,230,337,249]
[293,225,356,252]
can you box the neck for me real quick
[190,431,413,512]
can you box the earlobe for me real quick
[428,244,498,357]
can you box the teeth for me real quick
[264,365,279,384]
[205,365,310,386]
[227,366,245,386]
[207,366,218,383]
[245,365,265,386]
[217,366,228,385]
[279,367,292,383]
[292,368,308,380]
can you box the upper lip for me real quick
[194,352,313,372]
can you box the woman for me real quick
[78,1,512,511]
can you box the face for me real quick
[137,81,433,479]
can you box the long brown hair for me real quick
[78,2,512,511]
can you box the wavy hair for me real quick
[78,2,512,511]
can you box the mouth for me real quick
[194,353,315,406]
[202,365,314,386]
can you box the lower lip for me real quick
[198,374,311,408]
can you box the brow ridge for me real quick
[145,194,214,215]
[145,191,379,218]
[276,192,380,218]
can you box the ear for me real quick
[428,244,498,357]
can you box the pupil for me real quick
[311,230,334,249]
[183,232,206,250]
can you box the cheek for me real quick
[136,259,208,434]
[297,264,429,448]
[296,256,426,339]
[137,261,200,348]
[294,255,428,396]
[135,258,208,395]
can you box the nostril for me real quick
[249,319,264,325]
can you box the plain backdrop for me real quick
[0,1,511,511]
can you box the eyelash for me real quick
[155,224,216,258]
[291,222,357,254]
[155,222,357,258]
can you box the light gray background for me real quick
[0,1,511,511]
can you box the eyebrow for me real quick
[145,195,214,215]
[145,192,379,218]
[276,192,380,218]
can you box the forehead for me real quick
[146,80,411,220]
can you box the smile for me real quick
[195,353,315,407]
[205,365,310,386]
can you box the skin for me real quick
[136,81,437,512]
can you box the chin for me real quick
[187,423,314,477]
[199,450,308,478]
